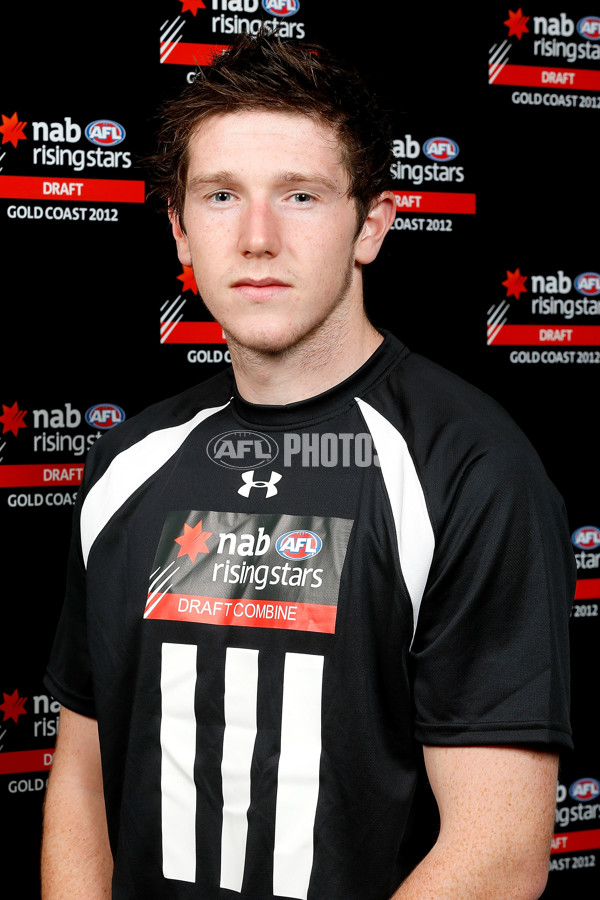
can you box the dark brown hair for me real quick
[147,30,392,230]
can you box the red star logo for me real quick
[175,520,212,562]
[0,112,28,148]
[0,689,27,723]
[502,268,528,300]
[180,0,206,14]
[504,8,530,40]
[177,264,199,294]
[0,402,27,436]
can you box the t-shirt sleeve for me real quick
[44,487,96,718]
[411,442,576,751]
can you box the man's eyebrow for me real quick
[276,171,344,193]
[187,171,236,191]
[187,170,344,193]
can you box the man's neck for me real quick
[228,314,383,406]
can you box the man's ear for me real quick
[354,191,396,265]
[169,208,192,267]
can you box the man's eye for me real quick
[292,193,313,203]
[211,191,233,202]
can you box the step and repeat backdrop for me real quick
[2,2,599,896]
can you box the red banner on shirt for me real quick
[145,593,338,634]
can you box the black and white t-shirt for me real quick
[45,331,575,900]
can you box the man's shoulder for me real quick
[378,346,530,444]
[84,367,235,472]
[364,343,550,493]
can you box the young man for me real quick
[42,34,575,899]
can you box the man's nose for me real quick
[238,199,281,258]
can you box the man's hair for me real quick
[147,30,393,230]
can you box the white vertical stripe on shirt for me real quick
[356,398,435,641]
[220,648,259,893]
[160,642,198,883]
[273,652,324,900]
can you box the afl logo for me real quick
[574,272,600,296]
[207,430,279,469]
[85,403,125,429]
[276,530,322,560]
[569,777,600,801]
[423,137,459,162]
[85,119,126,146]
[578,16,600,40]
[262,0,300,16]
[571,526,600,550]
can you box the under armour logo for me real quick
[238,470,282,498]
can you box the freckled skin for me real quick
[390,746,558,899]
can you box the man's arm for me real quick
[41,706,113,898]
[392,744,558,900]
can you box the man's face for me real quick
[171,110,375,355]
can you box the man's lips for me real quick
[231,277,291,299]
[232,277,289,287]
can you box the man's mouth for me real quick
[231,277,291,299]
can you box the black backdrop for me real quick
[2,2,599,896]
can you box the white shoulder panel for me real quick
[356,398,435,641]
[80,403,230,566]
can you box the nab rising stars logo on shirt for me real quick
[145,511,353,634]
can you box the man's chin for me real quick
[224,325,309,357]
